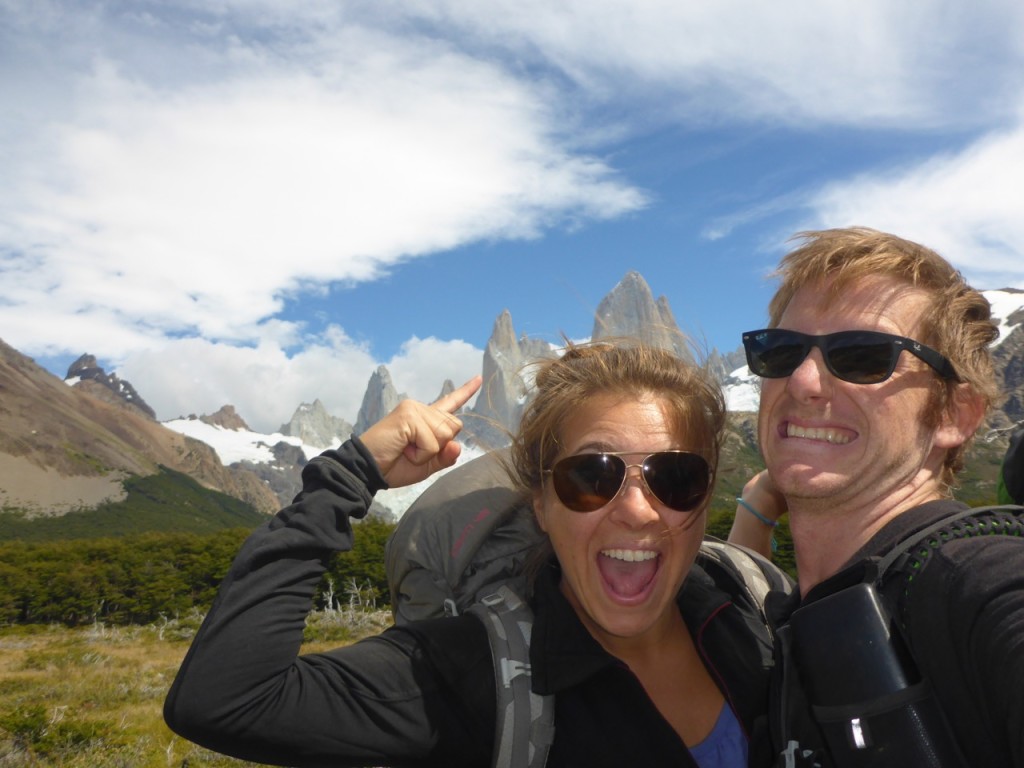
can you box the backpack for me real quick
[385,449,794,768]
[876,503,1024,623]
[777,503,1024,768]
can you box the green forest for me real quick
[0,518,396,626]
[0,503,788,628]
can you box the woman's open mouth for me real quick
[597,548,659,601]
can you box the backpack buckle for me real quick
[500,658,532,687]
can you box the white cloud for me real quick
[393,0,1024,129]
[807,119,1024,289]
[4,0,1024,434]
[114,332,483,434]
[386,337,483,407]
[0,2,645,363]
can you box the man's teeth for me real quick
[601,549,658,562]
[787,423,851,444]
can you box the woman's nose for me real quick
[607,467,661,526]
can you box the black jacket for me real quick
[766,500,1024,768]
[165,438,776,767]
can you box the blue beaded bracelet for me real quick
[736,497,779,528]
[736,497,779,553]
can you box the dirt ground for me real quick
[0,454,126,516]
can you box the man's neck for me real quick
[789,484,946,596]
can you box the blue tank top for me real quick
[687,703,748,768]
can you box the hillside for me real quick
[0,466,267,542]
[0,338,279,539]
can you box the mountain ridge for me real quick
[2,274,1021,534]
[158,277,1024,518]
[0,338,279,521]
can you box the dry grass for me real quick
[0,608,393,767]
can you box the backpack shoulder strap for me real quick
[874,504,1024,640]
[700,537,795,605]
[876,503,1024,583]
[467,585,556,768]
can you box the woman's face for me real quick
[533,392,708,648]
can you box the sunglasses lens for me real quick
[643,452,710,511]
[551,453,625,512]
[747,331,808,378]
[825,335,896,384]
[747,330,901,384]
[550,453,710,512]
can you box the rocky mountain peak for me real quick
[1,339,279,516]
[65,353,157,419]
[354,366,403,435]
[465,311,555,448]
[280,399,353,449]
[436,379,455,400]
[67,353,100,377]
[200,405,250,431]
[592,272,694,362]
[489,309,518,351]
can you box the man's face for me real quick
[757,276,956,513]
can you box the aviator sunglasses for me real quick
[742,328,959,385]
[545,451,711,513]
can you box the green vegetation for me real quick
[60,442,113,475]
[0,518,396,627]
[0,609,390,767]
[0,434,1003,764]
[0,466,267,542]
[0,529,249,625]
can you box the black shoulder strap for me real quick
[876,504,1024,584]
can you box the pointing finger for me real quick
[432,375,482,415]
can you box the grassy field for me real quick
[0,609,393,767]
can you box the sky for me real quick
[3,1,1024,434]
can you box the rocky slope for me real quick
[0,339,279,517]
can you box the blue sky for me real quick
[3,1,1024,432]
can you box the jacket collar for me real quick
[528,559,735,695]
[792,498,968,608]
[529,563,616,695]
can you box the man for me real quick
[731,228,1024,767]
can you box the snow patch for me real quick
[163,418,330,465]
[983,289,1024,345]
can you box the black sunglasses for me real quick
[742,328,959,384]
[544,451,711,513]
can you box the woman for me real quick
[164,342,775,767]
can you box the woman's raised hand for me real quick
[359,375,483,488]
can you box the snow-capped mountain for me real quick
[157,284,1024,520]
[162,417,329,466]
[163,414,486,521]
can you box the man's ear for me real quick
[934,384,986,449]
[533,488,549,533]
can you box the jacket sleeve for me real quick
[163,438,495,767]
